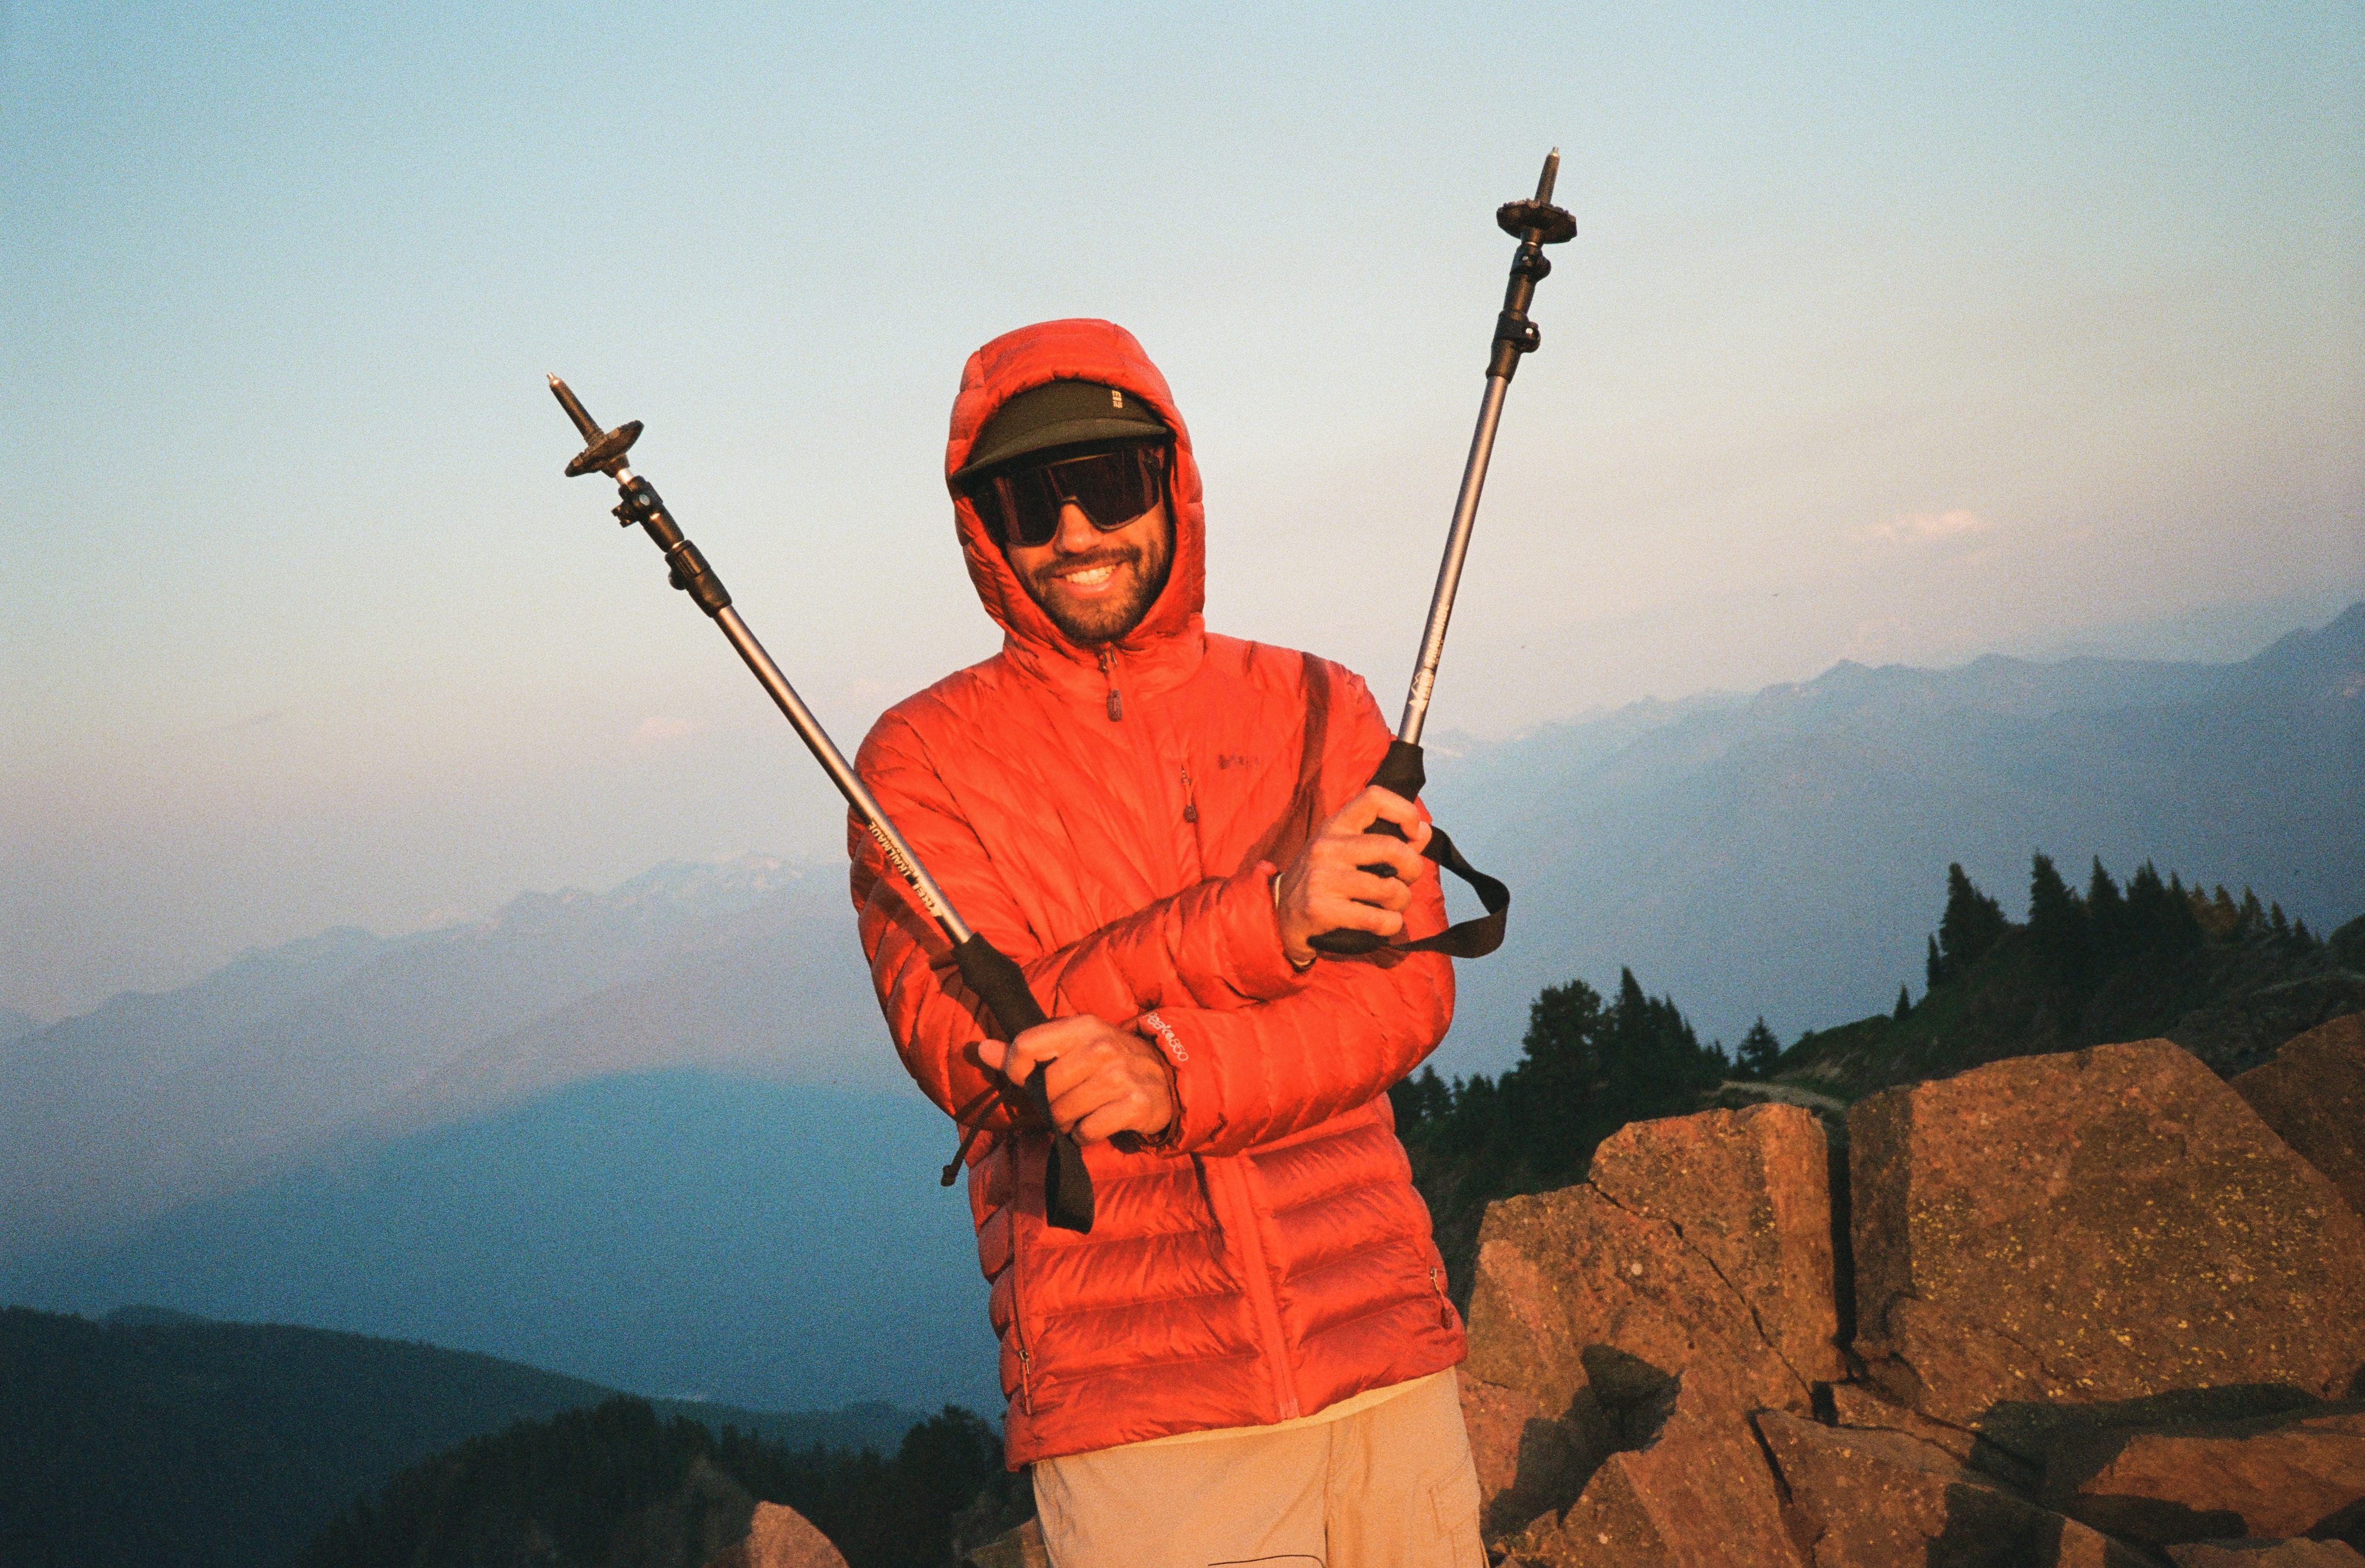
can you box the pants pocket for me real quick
[1430,1457,1485,1567]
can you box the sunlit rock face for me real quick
[1458,1032,2365,1567]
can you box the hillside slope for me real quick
[0,1305,922,1568]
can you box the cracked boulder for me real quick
[2165,1543,2365,1566]
[1466,1107,1838,1421]
[1849,1039,2365,1435]
[1587,1103,1848,1387]
[704,1501,849,1568]
[1758,1409,2149,1567]
[1504,1375,1802,1568]
[2039,1399,2365,1548]
[2235,1014,2365,1223]
[1460,1369,1609,1539]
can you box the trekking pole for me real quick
[544,376,1096,1233]
[1309,149,1575,957]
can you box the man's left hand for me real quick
[978,1016,1175,1145]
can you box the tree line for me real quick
[300,1396,1021,1568]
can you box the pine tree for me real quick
[2241,887,2265,932]
[1737,1017,1782,1080]
[2293,917,2316,949]
[2086,858,2125,957]
[1893,985,1912,1021]
[1935,864,2009,983]
[1924,934,1944,991]
[2028,851,2090,985]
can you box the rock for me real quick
[1848,1039,2365,1437]
[1825,1381,1980,1464]
[2235,1014,2365,1222]
[1465,1145,1816,1420]
[2165,1543,2365,1566]
[960,1517,1049,1568]
[1984,1386,2329,1474]
[1460,1369,1605,1538]
[1505,1377,1802,1567]
[1588,1104,1849,1386]
[704,1500,849,1568]
[1756,1409,2149,1567]
[2041,1400,2365,1546]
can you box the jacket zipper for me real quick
[1430,1264,1455,1329]
[1211,1156,1300,1420]
[1096,647,1122,722]
[1180,762,1198,823]
[1010,1230,1035,1415]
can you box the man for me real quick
[850,319,1482,1567]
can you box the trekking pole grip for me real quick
[952,934,1097,1232]
[1307,742,1427,957]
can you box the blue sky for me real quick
[3,0,2360,1018]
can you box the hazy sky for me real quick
[5,1,2360,1021]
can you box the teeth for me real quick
[1064,565,1117,587]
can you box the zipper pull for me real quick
[1098,647,1122,722]
[1181,763,1198,823]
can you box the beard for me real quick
[1014,527,1174,646]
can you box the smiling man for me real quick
[848,319,1482,1567]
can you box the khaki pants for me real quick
[1032,1371,1484,1568]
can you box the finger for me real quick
[1307,890,1405,938]
[1072,1095,1153,1145]
[1340,834,1430,884]
[998,1027,1065,1091]
[1352,786,1431,852]
[1338,866,1416,910]
[1047,1070,1121,1138]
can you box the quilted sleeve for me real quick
[850,708,1308,1133]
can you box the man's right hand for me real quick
[1272,786,1433,966]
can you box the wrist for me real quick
[1273,871,1316,971]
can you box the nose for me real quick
[1053,501,1101,554]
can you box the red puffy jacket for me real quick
[849,319,1463,1465]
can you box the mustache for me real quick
[1027,544,1142,581]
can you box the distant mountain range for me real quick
[3,604,2356,1414]
[1430,600,2364,1063]
[2,1072,1001,1413]
[0,1302,924,1568]
[0,856,892,1259]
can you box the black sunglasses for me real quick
[964,445,1169,549]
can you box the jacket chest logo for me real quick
[1214,753,1260,770]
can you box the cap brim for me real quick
[957,418,1170,483]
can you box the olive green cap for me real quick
[954,379,1170,484]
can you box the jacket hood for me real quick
[946,320,1206,674]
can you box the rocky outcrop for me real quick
[2039,1401,2365,1547]
[1466,1104,1837,1423]
[1587,1103,1848,1387]
[2235,1014,2365,1222]
[960,1517,1049,1568]
[1460,1034,2365,1566]
[1464,1105,1838,1564]
[1849,1039,2365,1435]
[1459,1371,1599,1537]
[1503,1375,1801,1568]
[1758,1410,2148,1567]
[703,1501,849,1568]
[2165,1543,2365,1566]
